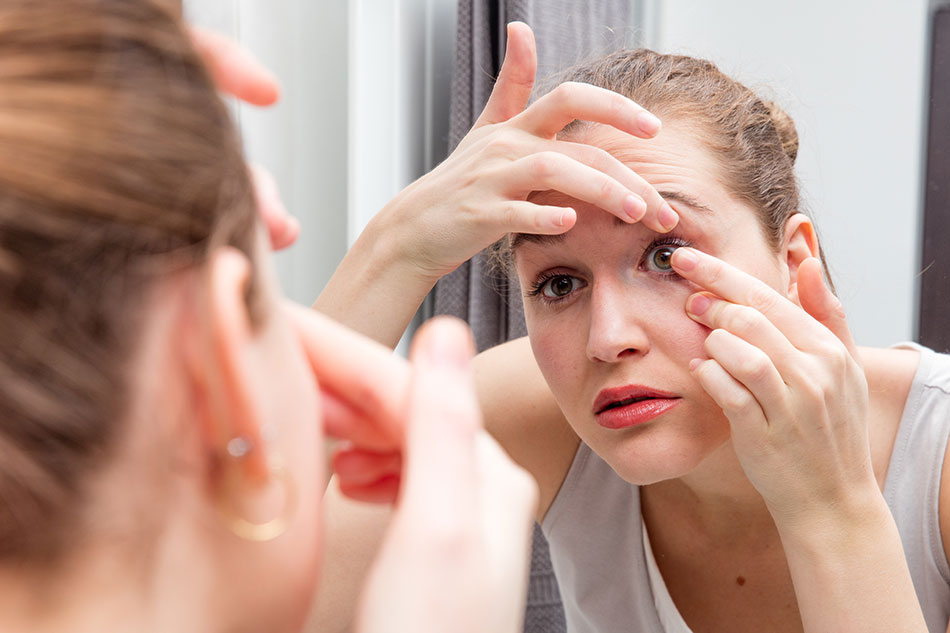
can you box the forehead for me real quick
[515,122,753,250]
[572,120,728,197]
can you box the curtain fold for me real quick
[434,1,636,631]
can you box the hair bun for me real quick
[764,100,799,165]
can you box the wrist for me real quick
[774,482,892,558]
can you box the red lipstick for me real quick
[593,385,681,429]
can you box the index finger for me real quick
[515,82,662,140]
[189,26,281,106]
[284,302,409,446]
[670,247,831,347]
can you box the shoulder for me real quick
[474,336,580,520]
[861,346,920,486]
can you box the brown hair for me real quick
[558,49,831,282]
[0,0,259,563]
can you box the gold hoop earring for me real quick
[216,455,297,543]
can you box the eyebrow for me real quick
[510,189,715,251]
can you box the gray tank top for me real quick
[541,344,950,632]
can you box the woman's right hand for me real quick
[316,22,675,346]
[375,22,676,282]
[355,317,538,633]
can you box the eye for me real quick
[644,244,678,272]
[533,274,586,301]
[542,275,581,298]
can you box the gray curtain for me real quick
[432,1,636,631]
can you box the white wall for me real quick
[656,0,931,346]
[185,1,454,323]
[185,0,349,306]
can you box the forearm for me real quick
[779,493,927,633]
[313,203,440,349]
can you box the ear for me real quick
[782,213,820,305]
[185,247,270,484]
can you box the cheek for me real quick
[524,305,580,391]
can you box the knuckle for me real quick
[738,353,772,382]
[528,153,558,180]
[598,175,618,203]
[725,306,760,336]
[484,135,517,159]
[607,92,630,120]
[721,389,753,413]
[553,82,579,104]
[747,283,778,314]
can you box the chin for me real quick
[574,409,730,486]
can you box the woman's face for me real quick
[515,122,790,484]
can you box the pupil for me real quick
[654,247,674,270]
[553,277,572,295]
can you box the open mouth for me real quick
[598,395,658,413]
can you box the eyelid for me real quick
[639,235,691,274]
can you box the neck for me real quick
[0,520,220,633]
[642,439,777,546]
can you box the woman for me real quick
[316,39,945,633]
[0,2,543,632]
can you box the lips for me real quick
[593,385,681,429]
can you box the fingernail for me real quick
[687,294,711,316]
[672,247,698,272]
[624,195,646,221]
[554,208,576,228]
[637,111,662,136]
[659,203,678,231]
[689,358,702,372]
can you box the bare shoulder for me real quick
[860,346,920,487]
[474,336,579,520]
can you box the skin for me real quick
[512,122,928,632]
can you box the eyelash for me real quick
[526,234,693,304]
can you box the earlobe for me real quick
[782,214,819,304]
[202,247,270,482]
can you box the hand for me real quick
[670,248,875,528]
[284,302,408,501]
[375,22,677,281]
[188,27,300,250]
[356,317,538,633]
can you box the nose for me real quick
[585,280,651,363]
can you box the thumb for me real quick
[798,257,858,358]
[473,22,537,127]
[400,318,481,522]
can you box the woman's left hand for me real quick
[670,247,877,529]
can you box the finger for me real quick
[474,22,537,127]
[671,247,830,349]
[338,474,401,505]
[332,448,402,487]
[401,317,480,523]
[685,293,800,374]
[700,328,789,415]
[797,257,859,358]
[505,151,649,224]
[482,200,577,234]
[515,81,662,139]
[250,164,299,250]
[189,27,281,106]
[321,389,394,451]
[285,303,410,446]
[539,138,676,231]
[690,356,768,437]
